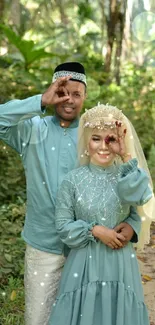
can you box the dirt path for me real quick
[137,223,155,324]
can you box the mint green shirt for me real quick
[0,95,78,253]
[0,96,143,254]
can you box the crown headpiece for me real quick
[83,104,124,129]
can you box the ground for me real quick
[138,223,155,324]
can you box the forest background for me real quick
[0,0,155,324]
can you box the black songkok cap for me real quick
[52,62,86,86]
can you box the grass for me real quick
[0,277,24,325]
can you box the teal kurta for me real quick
[0,96,78,253]
[0,96,146,255]
[49,159,152,325]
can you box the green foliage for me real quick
[0,65,49,103]
[0,198,25,281]
[85,63,155,160]
[0,24,60,69]
[78,1,94,20]
[0,142,26,203]
[148,145,155,187]
[0,2,155,320]
[0,277,24,325]
[0,143,25,282]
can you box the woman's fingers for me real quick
[107,243,115,249]
[107,238,123,249]
[105,134,117,144]
[117,122,124,140]
[113,237,123,247]
[116,233,126,242]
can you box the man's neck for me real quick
[60,119,73,128]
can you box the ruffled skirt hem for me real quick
[49,280,149,325]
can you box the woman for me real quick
[49,104,154,325]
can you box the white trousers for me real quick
[24,245,65,325]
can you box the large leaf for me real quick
[0,24,56,67]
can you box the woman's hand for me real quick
[92,225,126,249]
[105,122,131,162]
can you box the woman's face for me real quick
[88,128,117,167]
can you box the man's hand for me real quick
[41,76,71,106]
[92,225,126,250]
[114,222,134,247]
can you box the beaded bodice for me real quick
[66,164,130,228]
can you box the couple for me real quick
[0,62,154,325]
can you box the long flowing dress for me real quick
[49,159,152,325]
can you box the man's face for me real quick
[55,80,86,121]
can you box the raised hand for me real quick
[105,122,131,162]
[41,76,72,106]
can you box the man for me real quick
[0,62,139,325]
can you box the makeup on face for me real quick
[88,129,117,167]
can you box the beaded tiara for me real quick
[83,104,124,129]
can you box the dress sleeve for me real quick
[55,174,97,249]
[123,206,141,243]
[118,159,152,205]
[0,95,42,153]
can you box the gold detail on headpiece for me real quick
[83,104,124,129]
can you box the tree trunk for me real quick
[54,0,69,25]
[104,0,127,84]
[98,0,105,55]
[0,0,5,23]
[122,0,132,62]
[114,0,127,85]
[104,0,119,74]
[10,0,21,32]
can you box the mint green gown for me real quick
[49,159,152,325]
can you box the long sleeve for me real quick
[55,174,97,249]
[124,206,141,243]
[0,95,42,153]
[118,159,152,205]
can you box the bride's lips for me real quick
[98,152,110,158]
